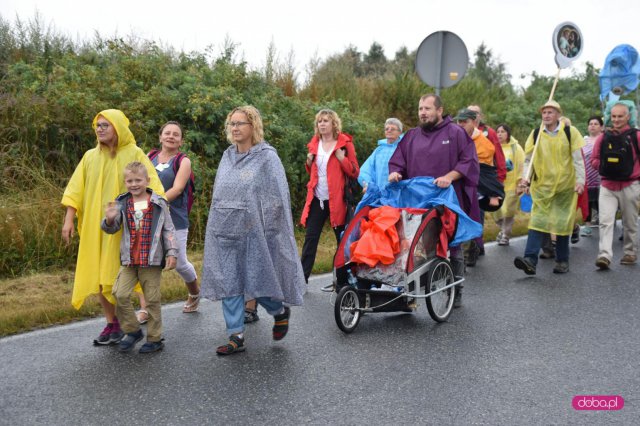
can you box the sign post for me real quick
[415,31,468,94]
[525,22,584,182]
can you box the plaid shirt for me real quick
[126,197,154,266]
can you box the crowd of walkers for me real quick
[61,96,639,355]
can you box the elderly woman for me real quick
[491,123,524,245]
[201,106,305,355]
[300,109,359,283]
[61,109,164,345]
[357,118,404,192]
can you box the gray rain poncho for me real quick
[201,142,305,305]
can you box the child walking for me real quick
[102,162,178,353]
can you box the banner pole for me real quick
[525,67,561,182]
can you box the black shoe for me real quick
[514,256,536,275]
[465,242,480,267]
[139,340,164,354]
[244,309,259,324]
[571,225,580,244]
[539,249,555,259]
[118,329,143,352]
[553,261,569,274]
[453,288,463,308]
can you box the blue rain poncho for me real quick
[357,135,403,190]
[356,177,483,246]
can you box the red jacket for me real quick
[300,133,360,227]
[479,124,507,183]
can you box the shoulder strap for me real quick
[148,148,160,161]
[564,125,572,150]
[173,152,186,174]
[627,129,640,163]
[533,125,572,150]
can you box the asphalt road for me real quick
[1,230,638,425]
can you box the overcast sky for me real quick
[1,0,639,87]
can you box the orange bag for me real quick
[349,206,401,267]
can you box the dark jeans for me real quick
[524,229,569,266]
[301,197,344,281]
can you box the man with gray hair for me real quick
[590,101,640,269]
[514,100,585,275]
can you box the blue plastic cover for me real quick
[356,177,483,246]
[599,44,640,102]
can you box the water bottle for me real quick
[347,269,358,287]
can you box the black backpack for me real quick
[598,129,640,181]
[533,125,572,150]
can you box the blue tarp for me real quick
[356,177,483,246]
[599,44,640,102]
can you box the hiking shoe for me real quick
[571,225,580,244]
[118,329,144,352]
[620,254,637,265]
[216,334,245,355]
[580,226,592,237]
[465,243,480,267]
[553,261,569,274]
[110,321,123,344]
[272,306,291,341]
[244,309,260,324]
[139,341,164,354]
[93,324,114,346]
[514,256,537,275]
[539,249,555,259]
[498,236,509,246]
[453,288,463,309]
[595,257,610,270]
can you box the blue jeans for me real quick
[222,295,284,336]
[524,230,569,266]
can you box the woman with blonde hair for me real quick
[201,106,305,355]
[300,109,360,283]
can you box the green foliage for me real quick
[0,15,612,277]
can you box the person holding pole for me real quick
[513,100,585,275]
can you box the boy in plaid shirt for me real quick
[102,161,177,353]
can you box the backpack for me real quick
[597,129,640,181]
[533,124,572,150]
[148,149,196,213]
[530,125,574,180]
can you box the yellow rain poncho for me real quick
[492,136,525,219]
[525,124,584,236]
[61,109,164,309]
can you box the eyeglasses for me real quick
[227,121,251,128]
[385,127,400,132]
[95,123,110,130]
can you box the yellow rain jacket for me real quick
[493,137,525,219]
[525,124,584,236]
[61,110,164,309]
